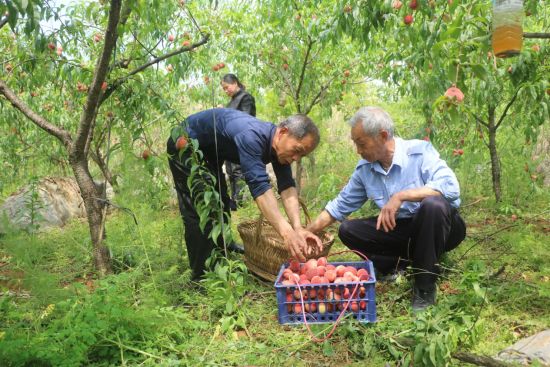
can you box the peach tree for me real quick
[0,0,210,274]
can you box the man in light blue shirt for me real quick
[307,107,466,311]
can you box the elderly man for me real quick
[167,108,322,281]
[307,106,466,311]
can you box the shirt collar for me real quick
[355,137,405,171]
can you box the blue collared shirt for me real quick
[325,137,461,221]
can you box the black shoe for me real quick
[412,284,436,312]
[227,242,244,254]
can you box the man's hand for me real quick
[376,194,402,232]
[296,228,323,256]
[281,228,308,262]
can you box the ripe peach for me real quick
[289,260,300,272]
[56,45,63,56]
[335,265,346,277]
[359,286,366,297]
[142,149,151,160]
[316,266,326,277]
[293,303,302,314]
[176,136,188,150]
[182,40,191,47]
[326,264,336,271]
[357,268,368,277]
[282,63,289,70]
[409,0,418,10]
[318,302,327,314]
[325,270,336,282]
[101,81,108,91]
[350,302,359,312]
[444,85,464,102]
[404,14,413,25]
[392,0,403,10]
[311,276,322,284]
[168,34,175,42]
[343,70,350,78]
[306,268,318,280]
[306,259,318,269]
[308,288,317,299]
[317,257,327,267]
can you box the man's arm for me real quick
[306,210,336,234]
[279,187,302,229]
[377,186,441,232]
[255,189,309,261]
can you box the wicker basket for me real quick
[237,200,334,281]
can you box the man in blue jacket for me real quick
[167,108,322,281]
[307,106,466,311]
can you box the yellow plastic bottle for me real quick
[492,0,524,58]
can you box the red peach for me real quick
[360,300,367,310]
[325,270,337,282]
[317,257,327,267]
[316,266,326,277]
[351,302,359,312]
[335,265,346,277]
[311,276,322,284]
[289,260,300,272]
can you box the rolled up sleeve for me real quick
[234,132,272,199]
[422,144,460,202]
[325,169,368,222]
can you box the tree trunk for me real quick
[70,158,111,275]
[487,105,502,202]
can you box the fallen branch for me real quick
[453,351,513,367]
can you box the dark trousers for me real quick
[168,148,231,280]
[338,196,466,289]
[225,161,245,210]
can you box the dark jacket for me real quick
[227,89,256,117]
[167,109,294,199]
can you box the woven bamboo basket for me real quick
[237,200,334,281]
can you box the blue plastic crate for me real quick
[274,261,377,325]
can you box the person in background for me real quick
[167,108,322,281]
[306,106,466,312]
[221,74,256,214]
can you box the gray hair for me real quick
[348,106,394,137]
[279,114,320,147]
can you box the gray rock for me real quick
[496,329,550,366]
[0,177,113,233]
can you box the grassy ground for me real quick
[0,189,548,366]
[0,102,548,366]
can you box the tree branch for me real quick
[295,36,314,105]
[0,80,72,148]
[453,351,513,367]
[99,33,210,105]
[523,32,550,39]
[73,0,122,156]
[304,75,338,115]
[495,87,521,130]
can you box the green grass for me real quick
[1,102,549,366]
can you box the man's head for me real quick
[349,107,395,163]
[273,114,320,165]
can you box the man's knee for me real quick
[338,219,353,241]
[419,195,449,216]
